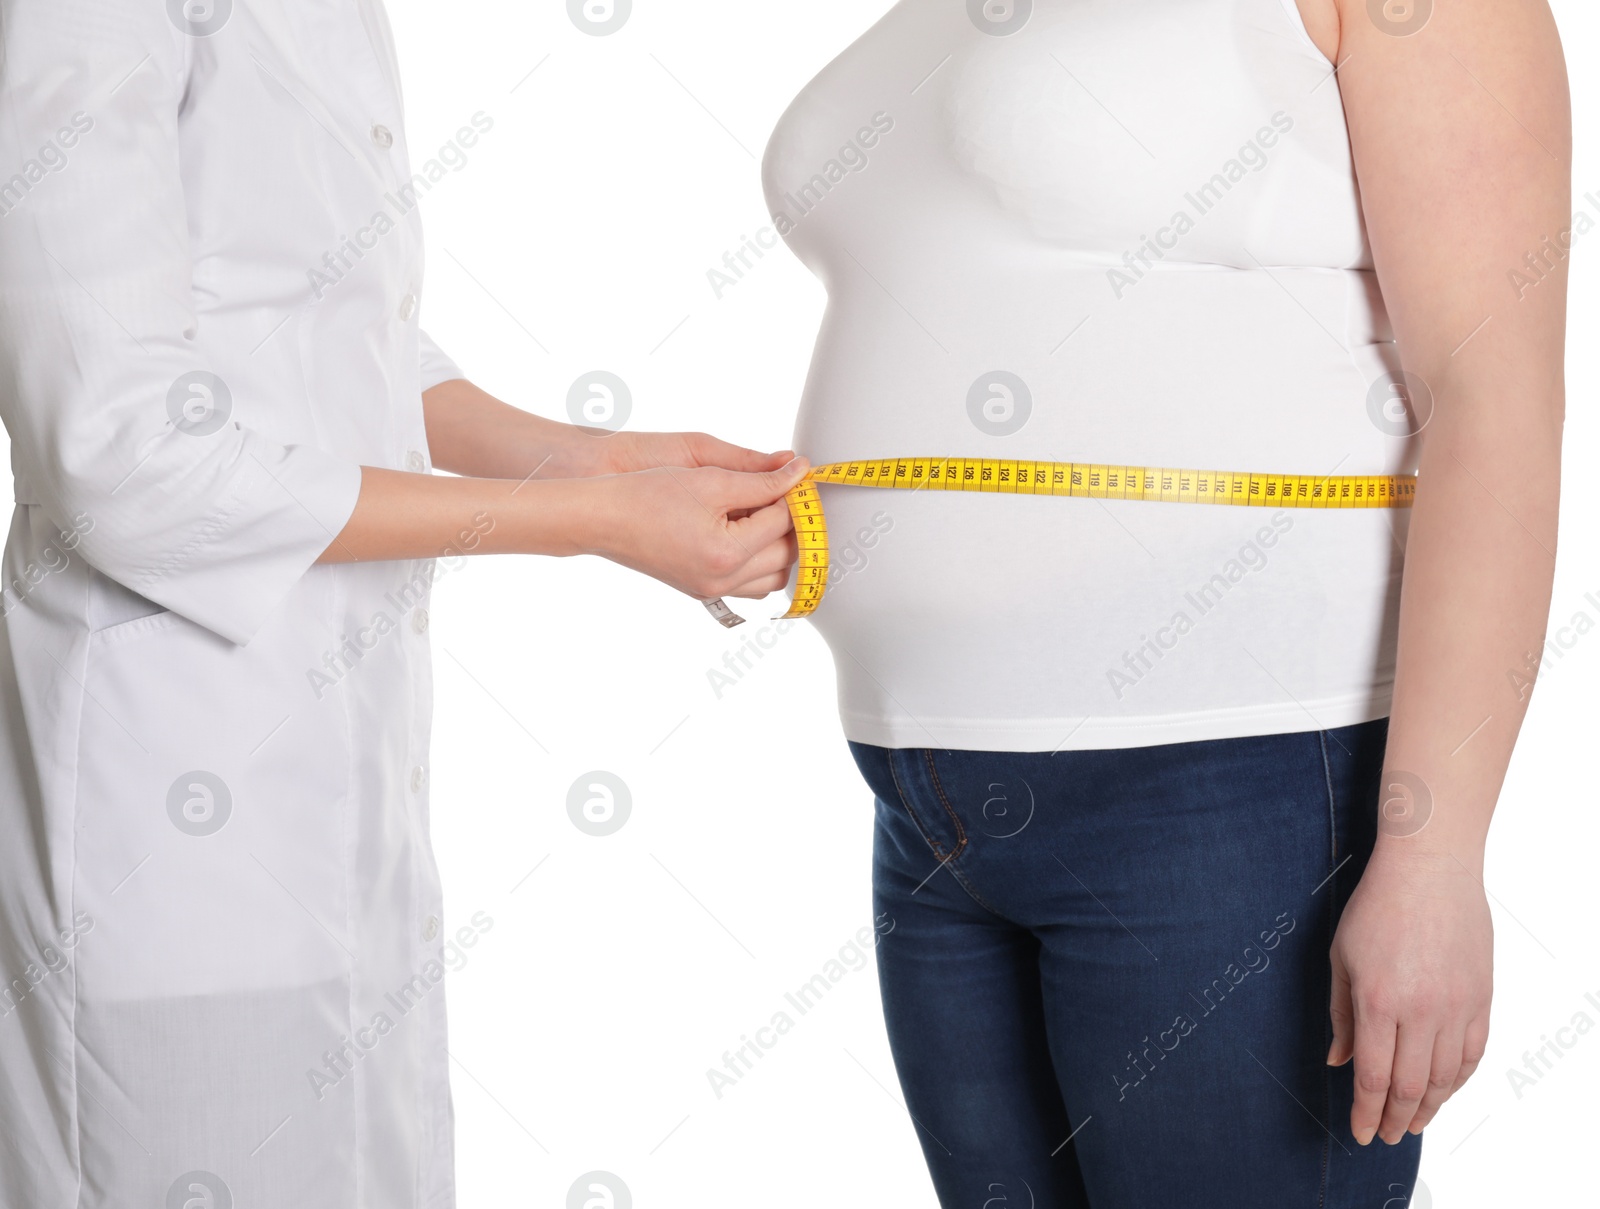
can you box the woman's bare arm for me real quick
[1310,0,1569,1146]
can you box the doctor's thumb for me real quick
[731,455,811,507]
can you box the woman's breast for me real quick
[766,0,1398,481]
[762,0,1369,282]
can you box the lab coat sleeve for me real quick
[419,330,465,393]
[0,2,363,646]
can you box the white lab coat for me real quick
[0,2,467,1204]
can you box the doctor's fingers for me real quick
[685,431,796,473]
[723,570,796,600]
[725,497,799,552]
[721,526,798,580]
[704,523,795,593]
[706,524,797,600]
[713,456,811,513]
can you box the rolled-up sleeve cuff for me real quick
[123,439,364,647]
[419,329,464,393]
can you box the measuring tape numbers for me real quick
[704,456,1416,627]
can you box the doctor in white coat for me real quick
[0,1,804,1204]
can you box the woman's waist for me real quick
[805,488,1404,617]
[806,495,1401,733]
[795,263,1399,468]
[792,400,1414,483]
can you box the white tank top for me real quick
[762,0,1419,753]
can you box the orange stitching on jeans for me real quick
[887,750,957,861]
[922,750,969,860]
[920,752,1009,919]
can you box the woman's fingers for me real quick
[1350,997,1398,1146]
[1451,1013,1491,1096]
[1406,1023,1466,1134]
[1324,853,1495,1147]
[1328,954,1356,1068]
[1377,1020,1436,1143]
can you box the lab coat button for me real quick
[371,124,394,149]
[398,293,417,321]
[422,916,440,942]
[411,608,430,635]
[410,765,427,792]
[405,449,426,473]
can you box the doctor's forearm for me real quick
[422,378,600,480]
[317,466,591,563]
[315,458,810,603]
[419,379,795,482]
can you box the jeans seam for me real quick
[1317,728,1337,1209]
[886,751,958,862]
[922,750,969,857]
[921,751,1009,919]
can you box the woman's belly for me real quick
[792,263,1412,751]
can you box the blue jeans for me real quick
[850,719,1422,1209]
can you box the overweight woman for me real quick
[0,2,803,1205]
[761,0,1567,1203]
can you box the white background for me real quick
[258,1,1600,1204]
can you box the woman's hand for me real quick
[1315,0,1565,1153]
[1327,845,1493,1145]
[577,457,810,601]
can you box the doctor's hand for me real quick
[1327,846,1493,1146]
[423,378,793,481]
[580,429,797,478]
[579,456,810,600]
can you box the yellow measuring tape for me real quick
[703,456,1415,627]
